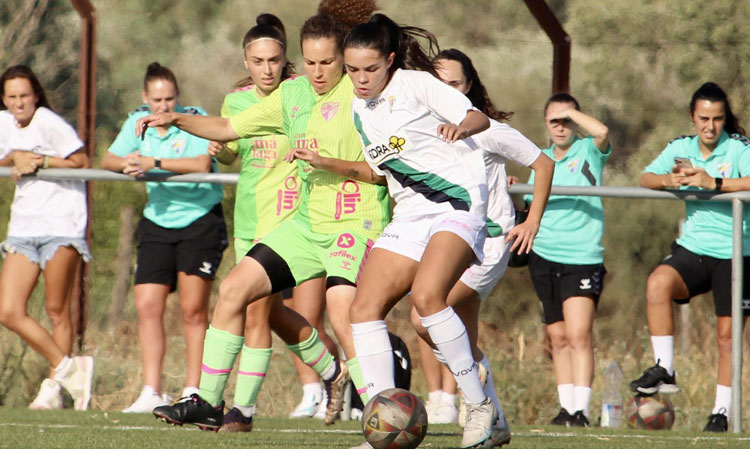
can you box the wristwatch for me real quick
[154,157,162,169]
[715,177,723,191]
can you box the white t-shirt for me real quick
[0,108,87,238]
[473,119,541,237]
[352,69,487,220]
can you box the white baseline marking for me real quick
[1,422,749,442]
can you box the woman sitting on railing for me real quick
[101,62,226,413]
[0,65,94,411]
[631,81,750,433]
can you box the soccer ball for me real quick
[362,388,428,449]
[625,393,675,430]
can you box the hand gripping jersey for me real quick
[352,69,488,221]
[230,75,390,241]
[644,131,750,258]
[473,119,541,237]
[221,85,299,241]
[525,136,611,265]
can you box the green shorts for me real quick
[234,237,255,265]
[259,218,373,287]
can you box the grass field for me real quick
[0,408,747,449]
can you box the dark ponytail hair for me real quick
[690,82,745,136]
[144,62,179,95]
[433,49,513,122]
[300,0,378,52]
[343,13,439,74]
[544,92,580,116]
[235,13,295,89]
[0,65,52,111]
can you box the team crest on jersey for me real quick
[717,162,732,178]
[321,102,339,121]
[389,136,405,152]
[388,96,396,112]
[171,139,186,155]
[567,158,580,173]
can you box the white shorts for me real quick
[459,236,511,301]
[373,210,487,263]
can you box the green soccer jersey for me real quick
[525,136,611,264]
[229,75,390,241]
[221,85,299,241]
[644,131,750,258]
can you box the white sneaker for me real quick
[289,388,323,418]
[477,415,511,448]
[123,386,170,413]
[54,356,94,411]
[430,401,459,424]
[29,378,63,410]
[459,362,488,428]
[461,397,498,449]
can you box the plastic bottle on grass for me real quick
[601,360,622,428]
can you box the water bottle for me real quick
[601,360,622,428]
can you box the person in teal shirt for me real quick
[526,92,611,427]
[630,82,750,433]
[102,62,226,414]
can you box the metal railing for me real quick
[0,167,747,432]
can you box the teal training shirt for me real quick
[644,131,750,258]
[525,136,611,264]
[108,105,223,229]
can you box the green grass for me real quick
[0,408,747,449]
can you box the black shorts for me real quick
[528,251,606,324]
[660,243,750,317]
[135,204,228,291]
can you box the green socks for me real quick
[286,328,335,377]
[347,357,369,404]
[233,345,273,408]
[199,326,244,407]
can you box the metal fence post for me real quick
[731,198,744,433]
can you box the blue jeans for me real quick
[1,236,91,269]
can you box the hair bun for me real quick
[256,13,285,34]
[317,0,378,28]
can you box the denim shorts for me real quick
[0,236,91,269]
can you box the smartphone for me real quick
[674,157,693,170]
[140,122,148,141]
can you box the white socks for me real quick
[574,386,592,417]
[713,384,731,416]
[352,320,394,398]
[557,383,575,413]
[421,307,485,405]
[302,382,323,401]
[480,356,505,421]
[651,335,674,375]
[54,356,73,380]
[235,404,256,418]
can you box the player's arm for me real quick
[284,148,385,184]
[506,153,554,254]
[208,141,238,165]
[437,109,490,143]
[136,113,240,142]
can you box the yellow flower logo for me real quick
[389,136,406,152]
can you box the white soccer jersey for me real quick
[352,69,487,220]
[0,108,87,238]
[473,119,541,237]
